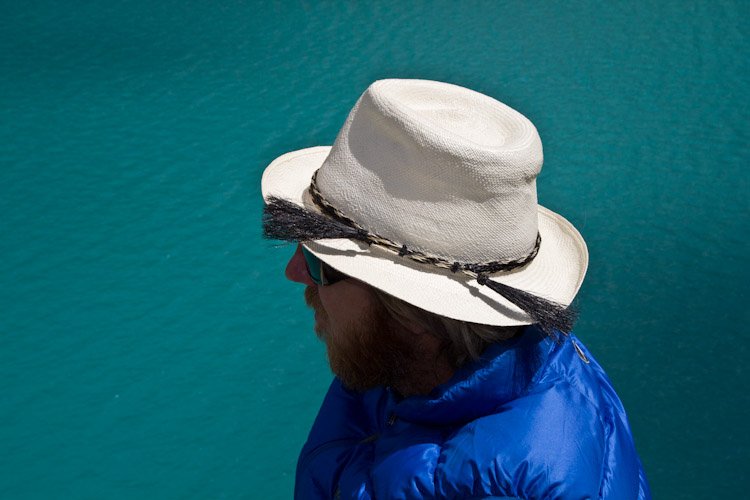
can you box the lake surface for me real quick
[1,1,748,498]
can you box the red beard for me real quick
[304,286,420,392]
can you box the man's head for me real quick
[263,79,588,389]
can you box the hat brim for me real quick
[262,147,588,326]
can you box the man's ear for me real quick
[391,316,436,347]
[394,317,430,337]
[409,324,443,350]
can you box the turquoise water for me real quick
[1,1,748,498]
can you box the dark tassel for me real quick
[262,196,367,243]
[511,339,544,396]
[476,274,577,342]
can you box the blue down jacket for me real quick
[296,327,650,500]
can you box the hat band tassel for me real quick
[475,273,575,340]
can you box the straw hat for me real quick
[262,79,587,328]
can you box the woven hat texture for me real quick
[261,79,588,326]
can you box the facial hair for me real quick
[304,286,421,393]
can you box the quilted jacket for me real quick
[296,327,650,500]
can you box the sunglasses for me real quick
[301,246,350,286]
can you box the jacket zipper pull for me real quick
[572,339,590,363]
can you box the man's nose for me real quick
[285,244,317,286]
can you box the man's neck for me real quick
[392,334,455,397]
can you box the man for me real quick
[262,79,650,499]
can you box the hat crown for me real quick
[315,79,544,263]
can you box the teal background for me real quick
[1,1,748,498]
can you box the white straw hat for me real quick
[262,79,588,328]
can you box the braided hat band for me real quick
[309,170,542,277]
